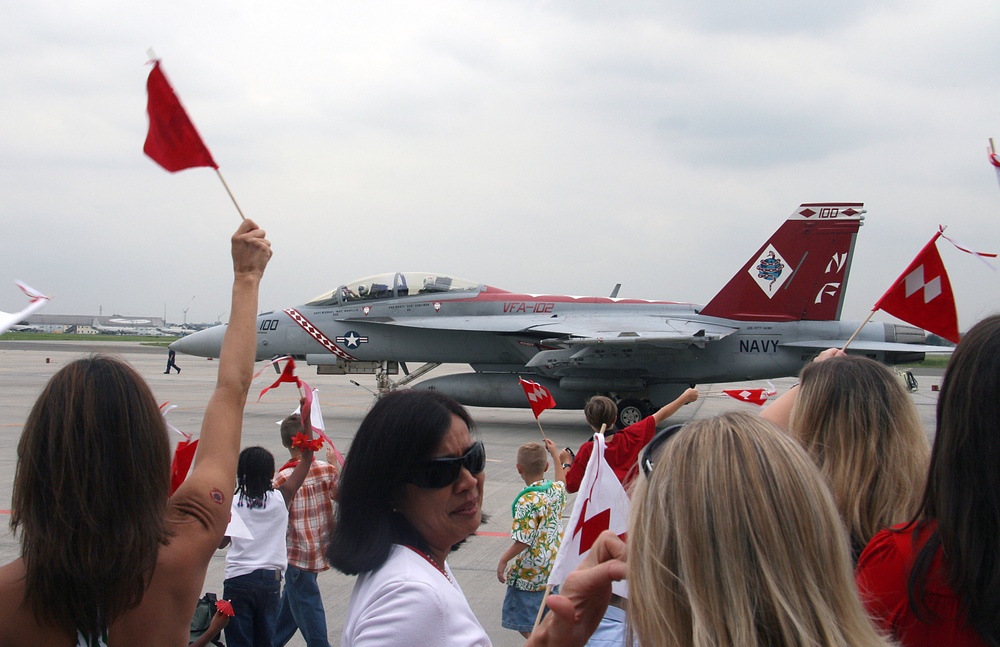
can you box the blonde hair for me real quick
[628,412,890,647]
[791,356,929,552]
[516,442,547,475]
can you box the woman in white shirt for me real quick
[326,390,490,647]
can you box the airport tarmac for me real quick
[0,341,943,646]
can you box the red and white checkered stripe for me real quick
[283,308,357,361]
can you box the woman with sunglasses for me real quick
[326,390,490,646]
[526,412,890,647]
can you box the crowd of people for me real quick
[1,216,996,647]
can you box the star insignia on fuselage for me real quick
[336,331,369,349]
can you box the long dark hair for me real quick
[908,315,1000,643]
[11,355,170,638]
[326,390,474,575]
[235,446,275,509]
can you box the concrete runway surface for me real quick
[0,341,943,646]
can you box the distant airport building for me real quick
[20,314,170,336]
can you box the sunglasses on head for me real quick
[406,441,486,489]
[641,423,684,477]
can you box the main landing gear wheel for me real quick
[616,398,651,429]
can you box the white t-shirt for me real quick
[225,489,289,579]
[341,544,491,647]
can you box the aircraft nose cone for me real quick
[170,324,226,358]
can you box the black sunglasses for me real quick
[641,423,684,476]
[406,441,486,489]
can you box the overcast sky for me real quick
[2,0,998,332]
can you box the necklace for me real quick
[403,545,453,584]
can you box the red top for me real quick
[855,522,988,647]
[564,417,655,493]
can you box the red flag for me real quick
[144,60,218,172]
[169,438,198,496]
[258,357,303,400]
[216,599,235,617]
[988,139,1000,193]
[874,232,960,343]
[257,359,339,453]
[519,378,556,418]
[723,388,772,406]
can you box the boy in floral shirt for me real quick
[496,439,567,637]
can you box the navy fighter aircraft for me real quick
[172,202,945,426]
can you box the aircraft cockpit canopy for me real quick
[305,272,482,307]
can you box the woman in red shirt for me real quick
[855,315,1000,647]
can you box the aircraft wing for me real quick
[781,340,954,354]
[539,319,738,348]
[355,314,736,346]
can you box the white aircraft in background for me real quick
[0,281,50,335]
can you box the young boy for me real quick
[273,413,340,647]
[496,439,567,638]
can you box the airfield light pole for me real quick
[182,295,195,327]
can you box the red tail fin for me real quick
[700,203,865,322]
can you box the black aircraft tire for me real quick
[616,398,650,429]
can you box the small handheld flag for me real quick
[256,357,342,454]
[872,231,960,344]
[519,378,556,418]
[723,385,776,406]
[547,433,629,597]
[161,403,198,496]
[988,138,1000,194]
[143,53,246,220]
[144,60,217,173]
[519,377,556,439]
[0,280,50,336]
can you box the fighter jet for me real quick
[172,202,946,426]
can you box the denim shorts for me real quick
[501,586,546,632]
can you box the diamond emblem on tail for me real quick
[749,244,791,298]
